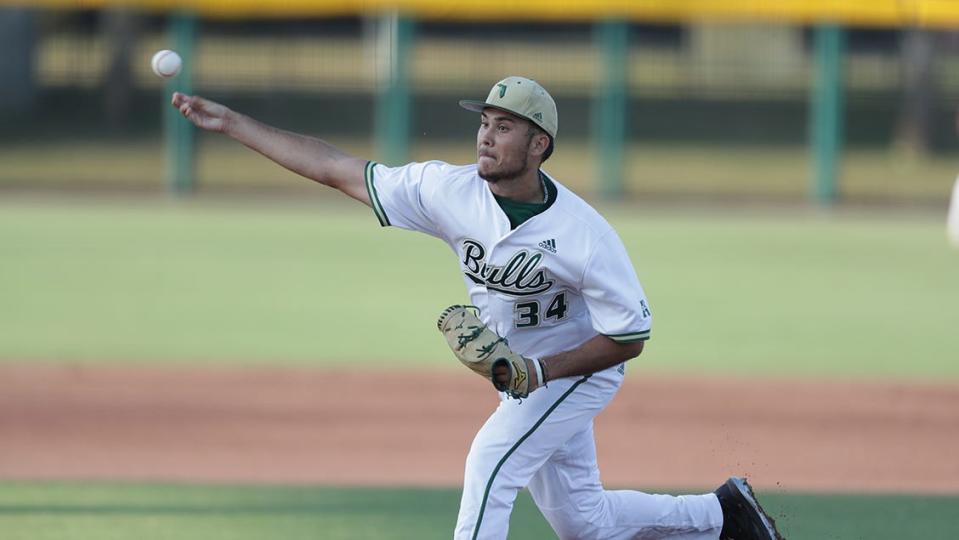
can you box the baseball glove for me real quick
[437,305,540,399]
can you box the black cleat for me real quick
[714,477,784,540]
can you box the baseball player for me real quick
[172,76,784,540]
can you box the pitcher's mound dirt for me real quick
[1,364,957,493]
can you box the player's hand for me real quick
[493,358,542,392]
[172,92,231,133]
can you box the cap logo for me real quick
[532,112,543,122]
[497,83,508,98]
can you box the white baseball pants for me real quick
[454,366,723,540]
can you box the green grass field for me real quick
[2,482,957,540]
[1,198,957,379]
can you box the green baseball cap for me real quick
[459,76,558,138]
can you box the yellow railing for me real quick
[8,0,959,28]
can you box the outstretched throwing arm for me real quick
[171,92,370,205]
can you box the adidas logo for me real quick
[538,239,557,253]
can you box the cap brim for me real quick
[458,100,490,113]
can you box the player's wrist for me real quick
[530,357,547,389]
[221,109,241,136]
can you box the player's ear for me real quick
[530,130,550,159]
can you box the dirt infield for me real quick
[1,364,958,494]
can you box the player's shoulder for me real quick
[434,161,481,182]
[375,160,478,185]
[414,160,475,175]
[547,172,616,238]
[374,159,467,175]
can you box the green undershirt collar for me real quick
[493,172,557,230]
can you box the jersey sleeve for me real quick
[363,160,447,238]
[581,229,652,343]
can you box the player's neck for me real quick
[487,169,546,204]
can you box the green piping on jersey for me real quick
[470,375,591,540]
[605,330,651,343]
[365,160,391,227]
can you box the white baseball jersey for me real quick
[364,160,652,361]
[363,159,723,540]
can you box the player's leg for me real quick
[527,422,723,540]
[454,374,604,540]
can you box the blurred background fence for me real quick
[3,1,959,206]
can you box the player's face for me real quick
[476,109,534,183]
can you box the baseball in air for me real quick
[151,50,182,78]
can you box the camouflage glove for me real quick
[437,305,542,399]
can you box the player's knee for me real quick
[544,513,605,540]
[539,497,613,540]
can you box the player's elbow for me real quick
[621,340,644,361]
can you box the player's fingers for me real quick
[188,95,211,113]
[177,102,193,117]
[492,365,509,385]
[181,106,195,121]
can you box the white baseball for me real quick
[151,50,182,78]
